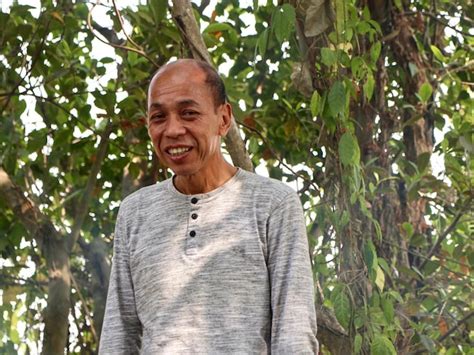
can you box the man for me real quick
[99,59,318,354]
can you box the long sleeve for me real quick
[99,203,142,354]
[267,191,319,354]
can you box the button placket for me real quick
[185,197,200,255]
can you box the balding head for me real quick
[149,59,227,110]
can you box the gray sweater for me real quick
[99,169,318,354]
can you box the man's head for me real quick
[193,60,228,109]
[147,59,233,177]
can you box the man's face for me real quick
[147,63,231,177]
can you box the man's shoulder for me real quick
[239,170,296,201]
[119,179,170,212]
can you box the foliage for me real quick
[0,0,472,353]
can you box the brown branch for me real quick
[77,236,111,338]
[111,0,142,50]
[381,238,469,278]
[10,91,147,157]
[66,121,114,252]
[70,271,98,344]
[236,118,321,195]
[439,60,474,81]
[419,197,472,270]
[0,11,52,116]
[170,0,254,172]
[171,0,211,62]
[316,305,351,354]
[438,311,474,342]
[87,0,159,68]
[0,168,55,244]
[0,167,71,354]
[403,11,474,37]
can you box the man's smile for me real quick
[167,147,192,156]
[164,145,193,160]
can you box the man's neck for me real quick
[173,160,238,195]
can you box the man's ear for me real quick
[218,103,233,137]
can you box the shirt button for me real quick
[191,197,198,204]
[189,230,196,237]
[191,213,198,220]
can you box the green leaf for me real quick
[375,265,385,291]
[334,0,346,37]
[9,329,20,344]
[354,333,362,354]
[416,152,431,172]
[27,130,47,153]
[257,28,269,58]
[338,132,360,166]
[381,296,394,322]
[272,4,296,43]
[363,240,378,274]
[370,42,382,63]
[203,22,234,34]
[328,81,346,117]
[371,336,396,355]
[418,82,433,103]
[420,334,436,353]
[363,73,375,101]
[149,0,168,24]
[430,45,447,62]
[408,62,418,76]
[321,48,337,67]
[310,91,321,117]
[351,57,366,81]
[331,286,351,329]
[393,0,403,10]
[402,222,414,238]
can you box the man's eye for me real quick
[182,110,198,118]
[150,114,165,121]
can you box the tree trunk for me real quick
[0,168,71,354]
[170,0,254,172]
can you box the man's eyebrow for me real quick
[149,99,200,110]
[149,102,163,110]
[176,99,200,107]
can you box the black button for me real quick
[189,230,196,237]
[191,213,198,220]
[191,197,198,204]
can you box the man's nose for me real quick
[164,115,186,137]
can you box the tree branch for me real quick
[171,0,211,62]
[170,0,254,171]
[111,0,142,50]
[0,167,71,354]
[0,168,57,245]
[419,197,472,270]
[70,270,98,344]
[403,11,474,37]
[236,118,321,195]
[316,305,351,354]
[8,91,146,157]
[438,311,474,342]
[0,11,52,116]
[67,121,114,252]
[87,0,159,68]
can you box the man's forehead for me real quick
[147,64,211,108]
[151,61,206,84]
[149,98,199,109]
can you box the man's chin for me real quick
[169,165,198,177]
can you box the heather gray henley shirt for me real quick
[99,168,318,354]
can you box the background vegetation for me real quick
[0,0,472,353]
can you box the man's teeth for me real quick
[168,147,191,156]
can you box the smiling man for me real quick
[99,59,318,354]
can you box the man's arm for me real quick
[99,205,142,354]
[267,191,319,354]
